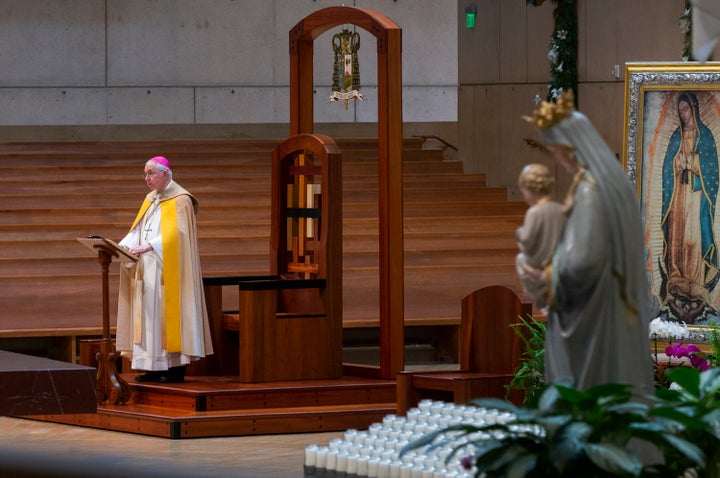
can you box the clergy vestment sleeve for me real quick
[119,226,140,251]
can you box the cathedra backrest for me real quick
[277,151,323,279]
[271,134,343,317]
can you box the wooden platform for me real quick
[27,373,396,439]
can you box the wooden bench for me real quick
[0,138,526,366]
[396,285,533,414]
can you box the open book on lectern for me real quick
[77,235,138,262]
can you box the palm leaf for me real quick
[583,442,643,476]
[661,434,706,468]
[469,397,521,414]
[666,366,701,397]
[649,406,709,430]
[505,453,539,478]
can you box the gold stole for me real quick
[128,196,182,353]
[160,200,181,352]
[130,199,152,231]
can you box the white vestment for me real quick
[116,181,213,371]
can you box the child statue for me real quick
[515,163,566,310]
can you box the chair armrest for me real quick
[203,275,278,287]
[203,275,326,290]
[237,278,326,290]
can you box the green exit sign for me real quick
[466,12,476,29]
[465,5,477,29]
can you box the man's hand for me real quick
[129,244,153,255]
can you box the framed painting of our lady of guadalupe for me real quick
[624,62,720,325]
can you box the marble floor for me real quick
[0,416,343,477]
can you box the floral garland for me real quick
[680,0,693,61]
[529,1,693,98]
[527,0,578,103]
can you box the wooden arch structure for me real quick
[289,7,404,379]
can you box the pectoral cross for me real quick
[143,196,161,241]
[143,220,154,241]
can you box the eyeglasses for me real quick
[143,170,160,178]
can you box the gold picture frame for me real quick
[623,62,720,326]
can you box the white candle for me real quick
[304,444,317,467]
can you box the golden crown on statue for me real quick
[523,90,575,129]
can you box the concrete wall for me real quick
[0,0,458,140]
[0,0,695,189]
[458,0,687,200]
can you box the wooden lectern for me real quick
[77,236,134,404]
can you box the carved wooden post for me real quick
[78,237,132,404]
[289,6,405,380]
[93,245,131,405]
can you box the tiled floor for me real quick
[0,416,343,477]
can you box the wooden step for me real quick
[130,374,396,411]
[0,137,423,156]
[340,265,521,327]
[0,159,462,180]
[0,200,524,223]
[0,247,518,281]
[0,186,508,209]
[344,187,508,203]
[0,206,272,224]
[0,229,517,259]
[0,177,271,194]
[0,172,487,193]
[0,222,270,240]
[0,215,521,240]
[32,401,396,438]
[0,148,435,164]
[346,200,527,218]
[0,260,519,331]
[27,373,397,438]
[343,216,523,234]
[0,247,518,277]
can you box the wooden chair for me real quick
[202,133,343,382]
[396,285,532,415]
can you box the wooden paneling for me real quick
[458,0,500,85]
[499,0,529,83]
[617,1,685,66]
[471,84,502,177]
[579,82,626,157]
[464,83,549,198]
[457,85,476,172]
[580,0,618,83]
[525,2,555,83]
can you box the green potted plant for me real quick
[402,370,720,477]
[505,315,546,405]
[650,366,720,477]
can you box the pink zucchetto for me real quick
[150,156,171,170]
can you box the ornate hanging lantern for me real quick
[329,28,365,110]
